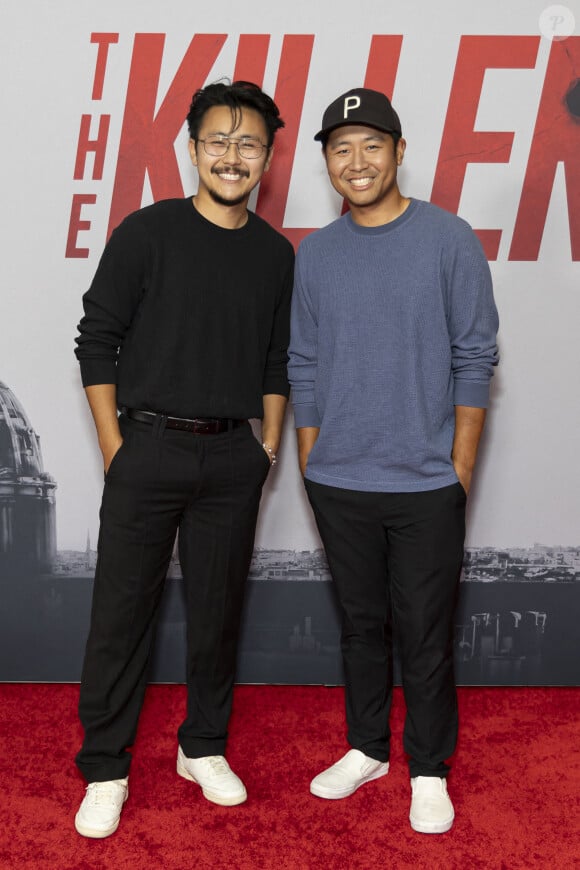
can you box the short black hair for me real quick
[186,80,284,147]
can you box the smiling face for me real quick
[324,124,406,225]
[189,104,273,213]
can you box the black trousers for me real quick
[76,414,270,782]
[305,479,466,778]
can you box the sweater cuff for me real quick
[454,380,490,409]
[79,359,118,388]
[292,402,321,428]
[263,377,290,398]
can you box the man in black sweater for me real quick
[73,81,294,838]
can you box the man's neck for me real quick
[349,191,411,228]
[192,193,249,230]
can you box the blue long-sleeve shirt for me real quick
[288,199,499,492]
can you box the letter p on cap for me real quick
[343,95,361,118]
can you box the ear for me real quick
[188,139,198,167]
[396,137,406,166]
[264,145,274,173]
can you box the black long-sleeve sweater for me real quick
[75,198,294,419]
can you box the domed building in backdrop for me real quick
[0,381,56,575]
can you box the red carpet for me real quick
[0,684,578,869]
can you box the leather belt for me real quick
[124,408,244,435]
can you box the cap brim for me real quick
[313,121,400,142]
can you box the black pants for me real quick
[76,414,270,782]
[305,479,466,778]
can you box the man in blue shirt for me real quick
[288,88,499,834]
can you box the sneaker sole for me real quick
[74,813,122,839]
[176,760,247,806]
[409,814,454,834]
[310,764,389,800]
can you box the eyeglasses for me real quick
[197,135,268,160]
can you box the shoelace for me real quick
[86,781,125,806]
[200,756,230,776]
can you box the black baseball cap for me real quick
[314,87,402,141]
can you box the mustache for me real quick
[211,166,250,179]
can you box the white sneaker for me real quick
[410,776,455,833]
[310,749,389,800]
[74,778,129,838]
[176,746,247,806]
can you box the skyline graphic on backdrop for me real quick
[52,542,580,584]
[5,541,577,686]
[2,379,577,685]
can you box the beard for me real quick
[208,188,249,207]
[207,166,251,207]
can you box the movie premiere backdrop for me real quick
[1,0,579,685]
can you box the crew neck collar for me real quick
[188,196,252,233]
[345,198,419,235]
